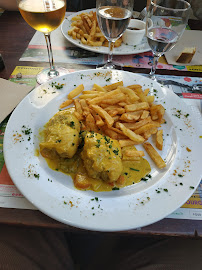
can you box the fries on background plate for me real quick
[68,11,123,47]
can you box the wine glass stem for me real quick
[107,40,115,64]
[150,54,160,80]
[44,33,58,77]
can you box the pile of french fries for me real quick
[60,81,166,169]
[68,11,122,47]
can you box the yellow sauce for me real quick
[44,148,151,192]
[39,109,151,192]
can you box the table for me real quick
[0,11,202,237]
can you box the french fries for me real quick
[90,104,114,127]
[117,123,145,144]
[68,11,123,47]
[156,129,163,150]
[60,99,73,109]
[60,80,166,170]
[143,142,166,169]
[68,84,84,99]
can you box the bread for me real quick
[176,47,196,63]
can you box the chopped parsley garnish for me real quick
[96,143,100,148]
[113,149,119,155]
[163,188,168,192]
[141,174,151,182]
[130,168,140,172]
[34,173,40,179]
[104,136,110,143]
[70,121,75,128]
[51,82,64,89]
[174,110,182,118]
[178,174,183,177]
[141,177,148,181]
[22,125,32,135]
[112,187,120,190]
[190,186,194,189]
[56,139,61,143]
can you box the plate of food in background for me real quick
[61,9,151,55]
[3,69,202,231]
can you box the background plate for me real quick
[3,70,202,231]
[61,9,151,56]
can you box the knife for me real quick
[157,79,202,94]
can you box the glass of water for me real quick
[96,0,134,69]
[146,0,190,80]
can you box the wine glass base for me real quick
[36,67,70,85]
[96,62,123,70]
[148,72,157,81]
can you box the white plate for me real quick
[3,70,202,232]
[61,9,151,55]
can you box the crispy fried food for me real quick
[118,123,145,144]
[68,84,84,99]
[59,80,166,169]
[156,129,163,150]
[68,11,123,47]
[143,142,166,169]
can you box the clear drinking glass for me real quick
[96,0,134,69]
[17,0,68,84]
[146,0,191,80]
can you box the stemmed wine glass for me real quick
[96,0,134,69]
[17,0,68,84]
[146,0,190,80]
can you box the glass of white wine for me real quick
[146,0,191,80]
[96,0,134,69]
[17,0,68,84]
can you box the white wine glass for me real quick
[17,0,68,84]
[96,0,134,69]
[146,0,191,80]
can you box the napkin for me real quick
[164,30,202,66]
[0,78,33,123]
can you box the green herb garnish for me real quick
[112,187,120,190]
[130,168,140,172]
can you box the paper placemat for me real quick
[19,13,202,72]
[0,66,202,223]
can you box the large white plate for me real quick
[3,70,202,231]
[61,9,151,55]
